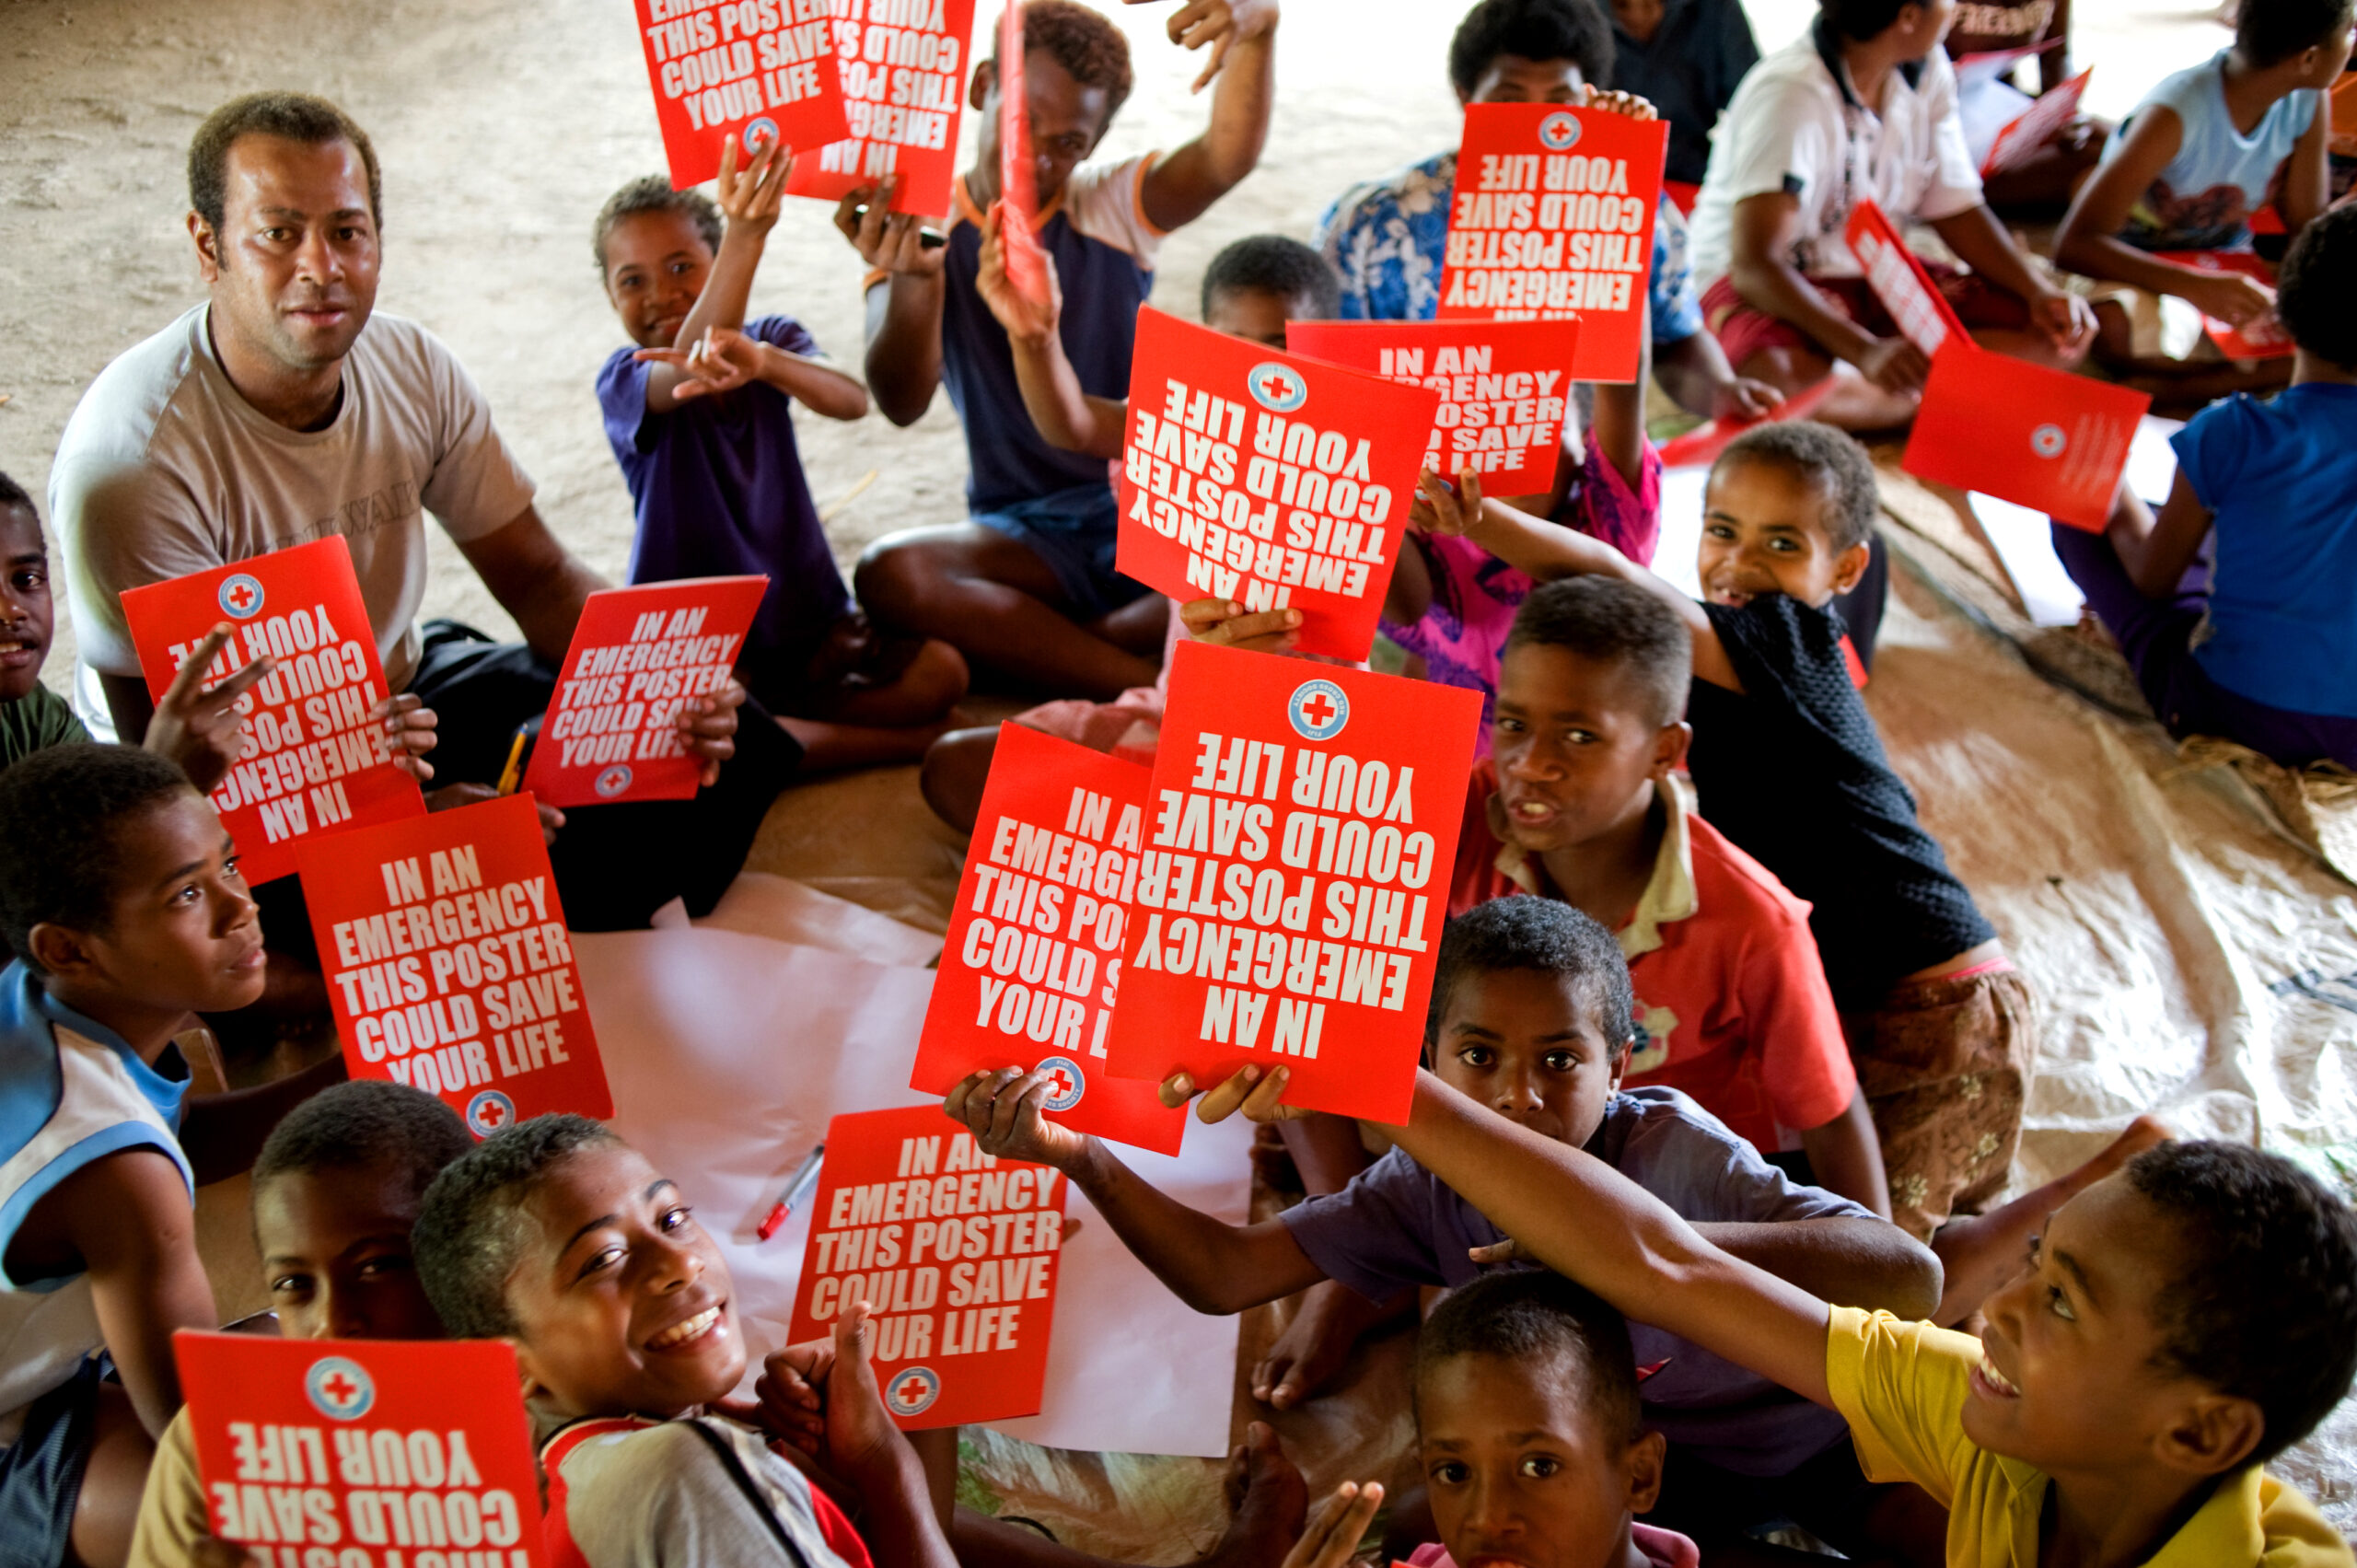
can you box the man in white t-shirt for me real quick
[51,93,796,934]
[1686,0,2096,429]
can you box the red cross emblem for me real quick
[477,1100,505,1127]
[1047,1066,1074,1098]
[305,1354,375,1419]
[895,1374,929,1404]
[1297,692,1336,729]
[320,1371,360,1405]
[1258,371,1291,401]
[225,582,257,611]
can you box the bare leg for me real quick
[776,715,953,774]
[1736,345,1920,434]
[68,1384,153,1568]
[855,526,1159,700]
[1085,595,1172,660]
[818,638,971,729]
[922,727,1001,834]
[1930,1115,2172,1325]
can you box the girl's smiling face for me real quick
[1696,457,1870,611]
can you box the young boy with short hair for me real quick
[0,474,89,766]
[1688,0,2097,431]
[844,0,1278,700]
[2056,200,2357,772]
[1445,577,1889,1222]
[595,139,968,774]
[0,744,343,1568]
[1282,1067,2357,1567]
[410,1113,953,1568]
[947,896,1942,1551]
[125,1080,473,1568]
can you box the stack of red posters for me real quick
[1284,319,1582,496]
[296,794,612,1136]
[784,0,977,217]
[1116,306,1440,663]
[909,725,1187,1155]
[785,1105,1067,1429]
[174,1331,545,1567]
[521,576,764,808]
[118,537,424,887]
[1436,102,1669,384]
[633,0,849,189]
[1098,642,1482,1124]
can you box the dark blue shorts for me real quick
[971,483,1148,622]
[0,1356,103,1568]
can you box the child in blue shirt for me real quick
[2055,202,2357,770]
[596,138,969,774]
[0,744,342,1568]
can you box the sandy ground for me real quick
[0,0,2223,684]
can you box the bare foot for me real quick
[1199,1423,1310,1568]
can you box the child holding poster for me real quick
[0,745,350,1568]
[2053,0,2347,380]
[1687,0,2096,432]
[946,897,1943,1554]
[126,1081,472,1568]
[412,1114,957,1568]
[842,0,1278,702]
[2053,205,2357,772]
[595,136,970,774]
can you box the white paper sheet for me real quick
[575,921,1250,1457]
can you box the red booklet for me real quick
[296,793,612,1134]
[633,0,847,189]
[1099,642,1482,1124]
[910,725,1187,1155]
[117,536,424,887]
[1117,306,1440,664]
[173,1330,545,1566]
[1284,319,1582,497]
[785,1105,1066,1430]
[1844,200,1968,359]
[1982,67,2093,178]
[2154,250,2293,360]
[1904,346,2150,531]
[783,0,975,218]
[1436,103,1669,385]
[520,576,764,808]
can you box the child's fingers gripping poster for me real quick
[174,1331,545,1567]
[786,1106,1067,1429]
[1436,102,1668,384]
[118,536,425,887]
[1100,642,1483,1124]
[1117,306,1441,664]
[783,0,977,217]
[296,794,613,1135]
[910,725,1188,1154]
[1283,319,1583,497]
[521,576,765,808]
[633,0,849,189]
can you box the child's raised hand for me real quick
[714,128,792,238]
[1280,1481,1385,1568]
[1156,1063,1313,1123]
[1178,596,1301,655]
[975,203,1062,343]
[1578,82,1658,122]
[145,622,272,794]
[751,1305,909,1490]
[946,1066,1090,1168]
[633,325,763,401]
[1128,0,1280,93]
[832,179,947,278]
[1410,467,1485,540]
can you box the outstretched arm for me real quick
[1136,0,1279,231]
[639,134,791,415]
[946,1067,1323,1314]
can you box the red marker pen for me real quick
[756,1144,827,1242]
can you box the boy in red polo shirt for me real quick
[1449,575,1886,1219]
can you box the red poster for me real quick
[296,794,612,1134]
[173,1331,544,1567]
[911,726,1187,1155]
[1904,346,2150,531]
[520,576,765,808]
[1117,307,1440,664]
[2154,251,2293,360]
[782,0,976,218]
[1844,200,1969,358]
[785,1106,1066,1430]
[1284,319,1581,496]
[1655,377,1840,469]
[1982,68,2092,177]
[118,537,424,888]
[1436,103,1668,385]
[2330,72,2356,157]
[1099,642,1482,1124]
[995,0,1050,300]
[633,0,848,190]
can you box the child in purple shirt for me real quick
[595,137,968,773]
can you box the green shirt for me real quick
[0,684,90,768]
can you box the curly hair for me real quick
[0,746,196,971]
[1448,0,1615,99]
[412,1114,625,1341]
[1504,575,1692,728]
[996,1,1135,122]
[1715,422,1881,552]
[189,92,382,233]
[1202,235,1341,319]
[2235,0,2355,66]
[2276,202,2357,370]
[1415,1269,1643,1446]
[591,174,724,273]
[253,1081,475,1210]
[1427,896,1638,1059]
